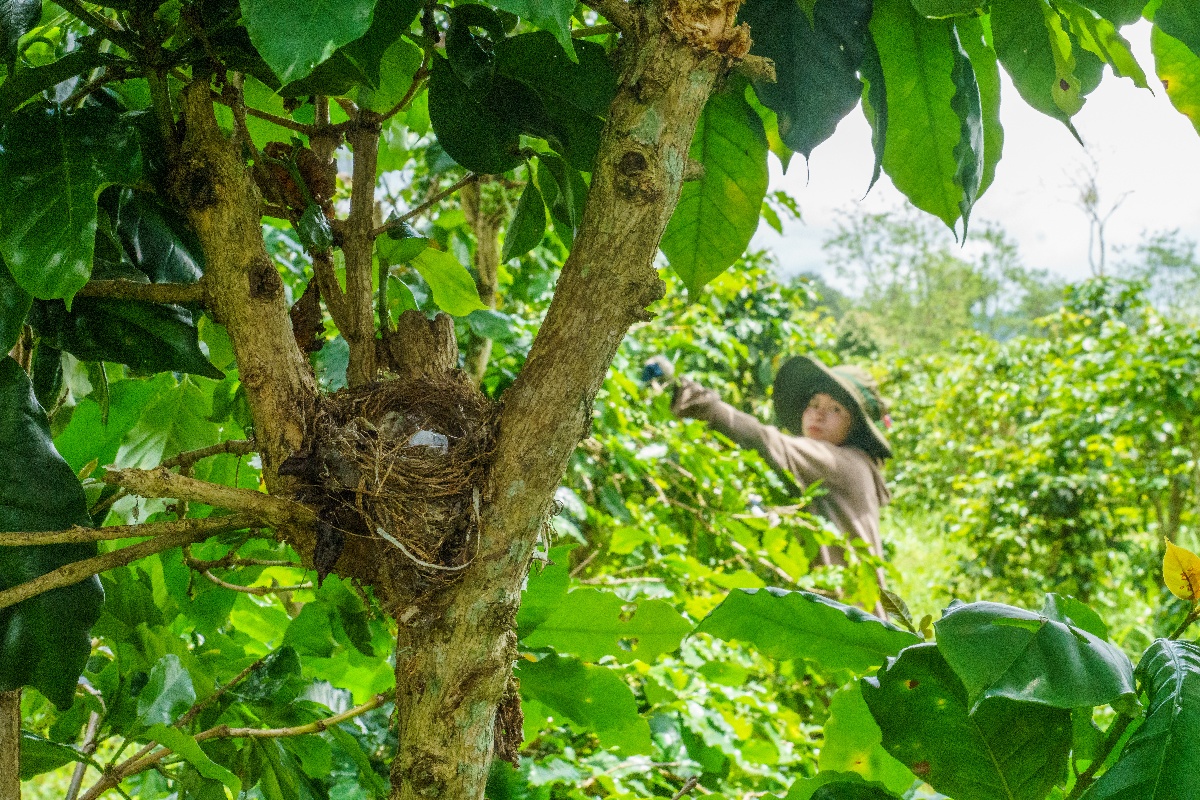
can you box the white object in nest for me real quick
[407,429,449,454]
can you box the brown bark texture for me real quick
[0,689,18,800]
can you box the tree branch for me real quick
[0,514,253,546]
[57,0,141,53]
[74,278,207,305]
[199,570,312,595]
[343,114,383,386]
[160,439,256,470]
[81,693,388,800]
[372,173,479,238]
[0,518,253,612]
[101,468,317,528]
[381,61,430,121]
[580,0,634,34]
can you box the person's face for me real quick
[801,392,853,445]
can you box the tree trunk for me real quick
[0,689,19,800]
[387,5,748,798]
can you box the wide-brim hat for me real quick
[773,355,892,461]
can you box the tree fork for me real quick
[386,4,749,798]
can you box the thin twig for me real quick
[160,439,257,470]
[210,90,313,134]
[671,777,700,800]
[381,62,430,122]
[176,654,270,728]
[1064,714,1134,800]
[0,514,253,546]
[371,173,479,238]
[1168,603,1200,640]
[74,279,207,305]
[57,0,141,52]
[0,520,252,611]
[200,570,313,595]
[64,711,101,800]
[80,694,388,800]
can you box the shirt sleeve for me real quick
[670,377,869,492]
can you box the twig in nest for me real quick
[375,527,473,572]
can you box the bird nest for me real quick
[287,373,498,606]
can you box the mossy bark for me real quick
[0,690,18,800]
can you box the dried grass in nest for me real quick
[311,373,497,596]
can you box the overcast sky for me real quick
[756,21,1200,287]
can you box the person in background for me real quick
[647,354,893,608]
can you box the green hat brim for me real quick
[773,356,892,461]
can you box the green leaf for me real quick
[502,180,546,262]
[446,5,503,89]
[112,190,205,285]
[354,37,423,113]
[992,0,1086,132]
[660,87,768,293]
[1153,23,1200,135]
[407,248,487,316]
[1077,0,1147,27]
[0,51,123,121]
[738,0,872,158]
[933,598,1138,712]
[1156,0,1200,60]
[1081,639,1200,799]
[910,0,985,15]
[870,0,966,232]
[694,588,920,673]
[427,54,522,174]
[53,374,164,473]
[817,684,917,794]
[1042,593,1110,641]
[19,731,89,779]
[956,15,1004,197]
[860,35,887,194]
[1058,0,1149,88]
[494,33,614,170]
[30,298,225,379]
[490,0,575,60]
[239,0,379,84]
[1,0,40,59]
[0,105,143,302]
[0,256,31,353]
[520,588,692,664]
[0,356,101,709]
[862,643,1073,800]
[787,772,903,800]
[114,378,220,468]
[950,25,984,236]
[146,724,242,796]
[137,653,197,726]
[232,647,306,706]
[535,152,587,237]
[466,308,514,341]
[518,653,652,754]
[517,544,573,639]
[299,203,334,251]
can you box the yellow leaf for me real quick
[1163,539,1200,601]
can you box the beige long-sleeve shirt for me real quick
[671,378,891,565]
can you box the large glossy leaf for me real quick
[239,0,378,84]
[519,653,652,754]
[1156,0,1200,59]
[1,0,39,58]
[787,772,904,800]
[862,643,1072,800]
[0,105,143,302]
[1077,0,1148,27]
[1153,24,1200,135]
[0,356,103,709]
[19,732,89,779]
[146,725,242,796]
[817,684,916,794]
[30,298,224,379]
[957,15,1004,197]
[1058,0,1149,88]
[0,50,123,121]
[660,87,768,294]
[428,54,522,174]
[136,653,196,727]
[738,0,872,158]
[860,35,887,194]
[490,0,575,60]
[495,33,615,170]
[933,598,1138,713]
[870,0,967,232]
[1081,639,1200,799]
[520,588,692,664]
[991,0,1086,133]
[693,588,920,673]
[407,248,487,317]
[114,378,220,468]
[112,190,204,285]
[0,256,31,353]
